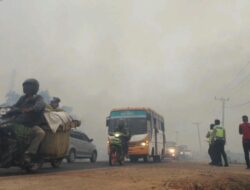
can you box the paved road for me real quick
[0,161,111,176]
[0,159,171,176]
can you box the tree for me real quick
[61,106,73,113]
[38,90,51,104]
[5,90,20,105]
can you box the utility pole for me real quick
[215,97,229,127]
[193,122,202,152]
[9,69,16,91]
[175,131,179,145]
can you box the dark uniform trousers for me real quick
[208,144,216,164]
[214,139,228,166]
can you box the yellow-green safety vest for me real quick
[208,131,213,144]
[214,126,225,138]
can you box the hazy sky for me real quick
[1,0,250,158]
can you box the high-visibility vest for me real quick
[208,131,213,144]
[214,125,225,139]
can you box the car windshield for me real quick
[108,118,147,135]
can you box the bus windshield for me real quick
[108,118,147,135]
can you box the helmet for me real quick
[50,97,61,109]
[51,97,61,104]
[214,119,220,125]
[116,120,126,131]
[22,78,40,95]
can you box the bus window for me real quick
[108,118,147,135]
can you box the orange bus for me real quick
[106,107,165,162]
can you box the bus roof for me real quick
[110,107,164,121]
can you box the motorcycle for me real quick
[108,132,125,166]
[0,107,79,172]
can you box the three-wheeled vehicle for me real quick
[0,107,80,172]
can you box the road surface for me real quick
[0,160,250,190]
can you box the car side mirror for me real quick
[106,117,110,127]
[89,138,93,142]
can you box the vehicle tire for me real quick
[51,158,63,168]
[90,151,97,163]
[109,154,112,166]
[118,153,125,165]
[143,156,150,162]
[25,161,43,173]
[109,151,116,166]
[119,158,124,165]
[153,155,161,162]
[68,149,76,163]
[130,157,138,163]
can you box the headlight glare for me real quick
[169,148,175,153]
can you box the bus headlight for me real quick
[168,148,175,154]
[141,142,146,146]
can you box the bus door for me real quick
[153,117,158,156]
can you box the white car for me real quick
[66,130,97,163]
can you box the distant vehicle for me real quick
[165,141,178,159]
[66,129,97,163]
[106,107,166,162]
[176,145,192,160]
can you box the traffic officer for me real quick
[212,119,229,167]
[206,124,215,165]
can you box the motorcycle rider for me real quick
[7,79,46,162]
[114,120,130,156]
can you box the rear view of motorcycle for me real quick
[0,107,80,172]
[108,132,125,166]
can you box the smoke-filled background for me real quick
[1,0,250,160]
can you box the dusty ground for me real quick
[0,161,250,190]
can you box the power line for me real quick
[217,61,250,93]
[226,100,250,108]
[224,62,250,90]
[226,72,250,94]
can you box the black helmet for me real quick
[214,119,220,125]
[22,78,39,95]
[51,97,61,103]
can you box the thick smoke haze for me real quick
[1,0,250,159]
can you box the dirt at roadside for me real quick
[0,162,250,190]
